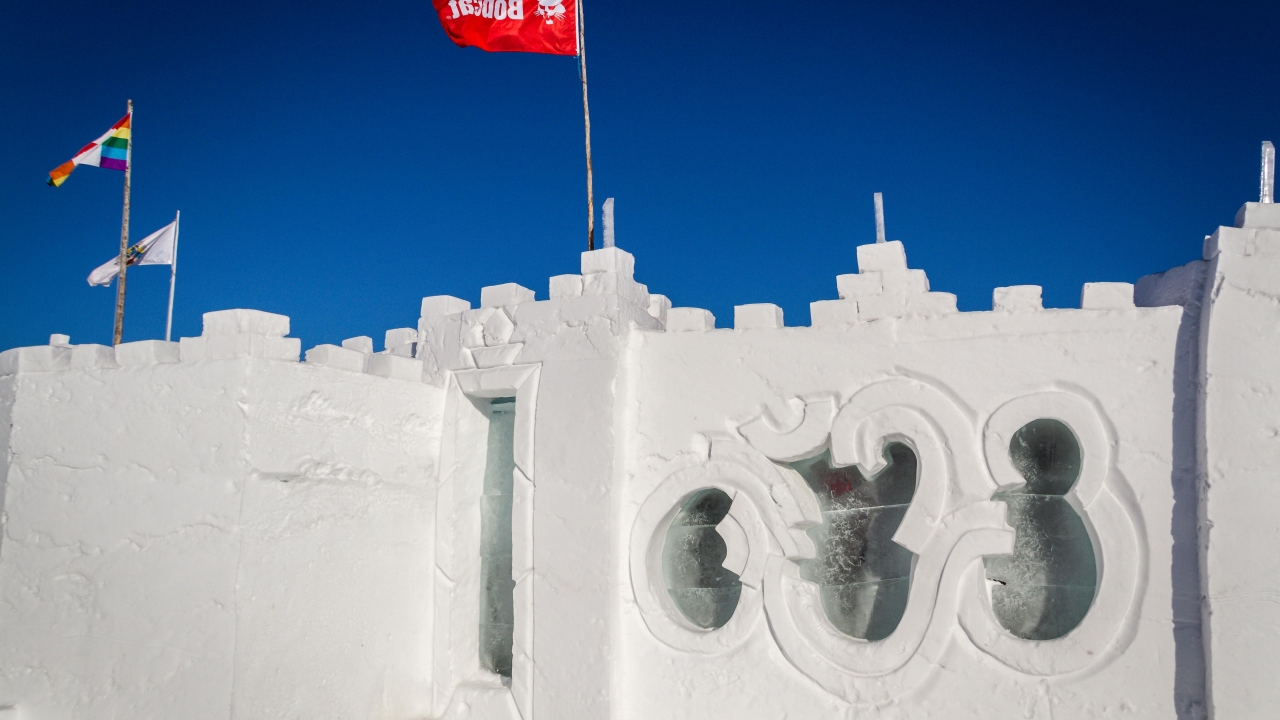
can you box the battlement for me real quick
[1,202,1279,720]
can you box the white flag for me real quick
[87,218,177,287]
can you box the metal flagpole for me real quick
[873,192,886,243]
[578,0,595,250]
[165,210,180,342]
[112,99,133,345]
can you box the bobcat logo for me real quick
[535,0,565,23]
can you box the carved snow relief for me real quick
[630,379,1148,701]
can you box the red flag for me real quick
[434,0,578,56]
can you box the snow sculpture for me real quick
[3,199,1280,720]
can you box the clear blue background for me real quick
[3,0,1278,350]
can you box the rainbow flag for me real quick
[47,113,131,187]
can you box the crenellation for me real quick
[69,344,118,370]
[480,282,535,308]
[305,343,367,372]
[992,285,1044,312]
[549,274,584,299]
[856,239,908,272]
[647,294,671,325]
[836,272,882,300]
[734,303,783,330]
[1081,282,1136,310]
[114,339,180,366]
[421,294,471,318]
[666,307,716,332]
[341,336,375,354]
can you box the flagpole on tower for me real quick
[578,0,595,250]
[112,99,133,345]
[165,210,180,342]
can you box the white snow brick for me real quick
[549,274,584,299]
[856,240,908,273]
[421,295,471,318]
[483,310,516,346]
[993,285,1044,312]
[836,273,882,300]
[304,344,367,372]
[734,303,784,330]
[0,345,71,375]
[648,294,671,325]
[70,344,119,370]
[364,353,423,381]
[881,269,930,295]
[381,327,417,356]
[1081,282,1135,310]
[459,308,495,349]
[341,336,374,354]
[48,334,71,347]
[179,334,301,362]
[666,308,715,332]
[481,283,536,308]
[1235,201,1280,229]
[582,272,650,308]
[114,340,180,366]
[472,343,524,368]
[810,299,860,327]
[202,309,289,337]
[581,246,635,276]
[858,292,957,321]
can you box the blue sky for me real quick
[3,0,1277,350]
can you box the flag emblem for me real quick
[47,113,131,187]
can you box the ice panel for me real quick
[990,585,1096,641]
[1009,419,1081,496]
[479,622,514,676]
[791,443,918,641]
[667,587,742,630]
[819,577,911,642]
[661,488,743,629]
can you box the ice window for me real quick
[661,489,743,629]
[791,443,917,642]
[479,398,516,676]
[984,419,1097,640]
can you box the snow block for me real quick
[666,308,715,332]
[881,269,930,295]
[1081,282,1135,310]
[0,345,70,375]
[115,340,180,366]
[342,336,374,354]
[734,303,783,330]
[810,299,860,327]
[836,272,882,300]
[305,344,367,372]
[582,272,650,308]
[70,344,119,370]
[483,311,516,347]
[179,334,301,362]
[859,291,957,321]
[364,353,423,381]
[202,309,290,337]
[48,334,71,347]
[472,343,524,368]
[581,247,635,276]
[993,285,1044,312]
[385,328,417,351]
[549,274,584,299]
[648,294,671,325]
[481,283,535,308]
[856,240,908,273]
[1234,201,1280,229]
[421,295,471,318]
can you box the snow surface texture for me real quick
[1,206,1277,719]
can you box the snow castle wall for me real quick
[0,203,1277,719]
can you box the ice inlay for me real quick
[792,443,917,642]
[661,489,743,629]
[984,419,1098,640]
[479,397,516,676]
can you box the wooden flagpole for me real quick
[112,99,133,345]
[165,210,180,342]
[578,0,594,250]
